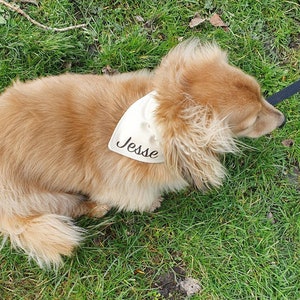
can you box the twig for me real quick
[0,0,86,32]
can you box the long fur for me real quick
[0,213,84,268]
[163,105,238,189]
[0,39,285,267]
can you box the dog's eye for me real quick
[243,115,259,131]
[250,115,260,125]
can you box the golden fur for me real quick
[0,39,285,267]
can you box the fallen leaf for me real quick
[143,19,154,29]
[134,269,145,275]
[101,65,119,76]
[157,32,166,40]
[134,15,144,23]
[189,13,206,28]
[267,211,276,224]
[282,139,294,147]
[209,13,228,31]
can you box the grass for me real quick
[0,0,299,299]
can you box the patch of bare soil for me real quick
[152,265,201,299]
[289,33,300,50]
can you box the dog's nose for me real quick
[279,115,286,129]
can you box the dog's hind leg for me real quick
[32,192,111,219]
[0,212,84,268]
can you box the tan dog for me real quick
[0,39,285,267]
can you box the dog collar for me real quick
[108,91,164,163]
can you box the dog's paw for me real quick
[148,196,163,212]
[88,203,111,218]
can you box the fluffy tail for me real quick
[0,213,84,268]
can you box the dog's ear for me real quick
[153,39,228,95]
[159,103,237,190]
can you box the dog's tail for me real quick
[0,213,84,268]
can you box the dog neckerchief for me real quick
[108,91,164,163]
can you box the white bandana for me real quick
[108,91,164,163]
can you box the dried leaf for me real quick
[209,13,228,31]
[134,269,145,275]
[282,139,294,147]
[189,13,206,28]
[102,65,119,76]
[157,33,166,40]
[143,19,154,29]
[134,15,144,22]
[267,212,276,224]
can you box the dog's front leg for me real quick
[70,200,111,219]
[148,195,163,212]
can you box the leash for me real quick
[266,79,300,106]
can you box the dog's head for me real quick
[153,39,285,188]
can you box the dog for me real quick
[0,39,285,268]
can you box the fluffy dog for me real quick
[0,39,285,267]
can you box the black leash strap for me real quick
[267,79,300,106]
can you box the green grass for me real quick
[0,0,299,299]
